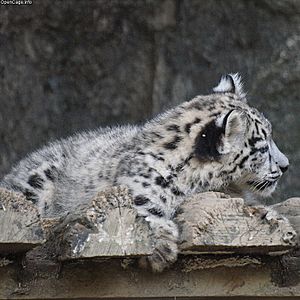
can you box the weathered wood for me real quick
[0,187,299,298]
[272,197,300,239]
[0,188,44,254]
[1,187,297,259]
[271,197,300,286]
[176,192,297,255]
[54,186,153,260]
[54,190,297,260]
[0,257,299,299]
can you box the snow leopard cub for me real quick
[1,74,289,271]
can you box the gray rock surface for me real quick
[0,0,299,202]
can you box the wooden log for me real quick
[176,192,297,255]
[271,197,300,286]
[0,188,44,254]
[272,197,300,240]
[0,186,298,260]
[50,188,298,263]
[53,186,153,261]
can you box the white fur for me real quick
[213,75,234,93]
[213,73,246,100]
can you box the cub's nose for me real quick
[280,165,289,173]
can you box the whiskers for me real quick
[234,173,277,194]
[251,179,267,193]
[247,178,277,193]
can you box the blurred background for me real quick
[0,0,299,202]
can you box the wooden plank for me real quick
[0,257,299,299]
[176,192,297,254]
[0,188,44,254]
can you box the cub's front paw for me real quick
[147,238,178,272]
[140,217,179,272]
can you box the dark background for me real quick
[0,0,299,203]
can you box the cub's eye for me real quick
[259,145,269,153]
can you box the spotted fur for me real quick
[0,74,289,271]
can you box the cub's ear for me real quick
[216,109,247,155]
[213,73,246,101]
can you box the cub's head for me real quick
[192,74,289,197]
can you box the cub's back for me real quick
[1,125,141,216]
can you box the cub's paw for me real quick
[147,238,178,272]
[141,216,179,272]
